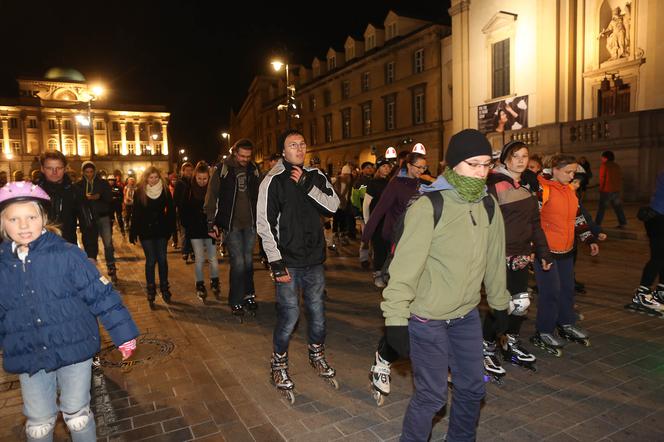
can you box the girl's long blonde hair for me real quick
[135,166,168,206]
[0,200,61,242]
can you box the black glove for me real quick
[385,326,410,358]
[296,169,317,193]
[269,260,289,279]
[493,309,509,337]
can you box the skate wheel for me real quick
[284,390,295,404]
[372,390,384,406]
[582,339,591,347]
[552,348,563,357]
[329,378,339,390]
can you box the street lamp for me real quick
[221,131,230,153]
[271,60,298,130]
[87,85,104,158]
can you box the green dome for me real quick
[44,67,86,82]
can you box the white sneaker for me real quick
[373,272,386,288]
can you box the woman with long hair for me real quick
[129,167,177,308]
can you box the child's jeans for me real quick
[19,358,96,442]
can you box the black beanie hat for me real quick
[445,129,492,169]
[499,140,528,164]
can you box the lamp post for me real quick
[271,60,297,130]
[87,85,104,158]
[221,132,230,153]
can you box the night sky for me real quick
[1,1,449,164]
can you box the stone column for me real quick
[2,117,10,154]
[134,121,141,155]
[449,0,471,133]
[120,121,127,155]
[161,121,169,155]
[73,115,80,156]
[57,116,63,153]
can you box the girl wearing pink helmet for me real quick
[0,181,138,442]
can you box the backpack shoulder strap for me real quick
[482,194,496,224]
[423,191,444,227]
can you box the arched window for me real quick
[47,139,59,151]
[78,139,89,156]
[64,139,74,156]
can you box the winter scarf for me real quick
[146,180,164,200]
[443,168,486,202]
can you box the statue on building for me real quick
[599,6,629,60]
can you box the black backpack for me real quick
[381,191,496,284]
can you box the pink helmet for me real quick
[0,181,51,212]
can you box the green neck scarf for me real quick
[443,168,486,202]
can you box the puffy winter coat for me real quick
[0,231,139,375]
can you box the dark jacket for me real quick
[34,173,79,245]
[256,159,340,269]
[0,232,139,375]
[362,175,420,243]
[129,187,176,241]
[76,175,113,219]
[204,157,261,232]
[181,183,210,239]
[173,176,190,211]
[487,166,552,261]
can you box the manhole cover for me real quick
[97,334,174,370]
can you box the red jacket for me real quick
[599,161,622,193]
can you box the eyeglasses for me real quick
[462,160,494,170]
[286,142,307,150]
[43,166,65,173]
[410,164,427,171]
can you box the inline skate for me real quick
[625,286,664,317]
[501,334,536,371]
[557,324,591,347]
[195,281,207,304]
[369,352,391,406]
[270,352,295,404]
[308,344,339,389]
[530,332,565,357]
[243,294,258,317]
[483,340,506,384]
[210,277,221,300]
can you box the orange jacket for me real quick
[599,161,622,193]
[538,175,593,254]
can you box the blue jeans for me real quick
[81,216,115,266]
[273,264,326,354]
[224,227,256,306]
[596,191,627,226]
[140,237,169,289]
[19,359,96,442]
[534,256,575,333]
[401,309,485,442]
[191,238,219,282]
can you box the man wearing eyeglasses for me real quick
[257,129,340,397]
[34,150,80,244]
[382,129,510,442]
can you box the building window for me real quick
[48,119,56,130]
[341,80,350,99]
[414,49,424,74]
[128,143,135,155]
[48,139,58,150]
[362,72,370,92]
[63,120,72,130]
[384,95,396,131]
[412,86,425,125]
[385,62,395,84]
[366,34,375,51]
[155,144,162,155]
[324,114,333,143]
[341,108,351,139]
[346,44,355,60]
[323,89,331,107]
[64,139,74,156]
[112,122,120,131]
[9,118,17,129]
[28,119,37,129]
[12,142,21,155]
[492,38,510,98]
[310,119,318,145]
[362,102,372,136]
[79,139,89,156]
[328,55,336,71]
[386,22,397,40]
[309,95,317,111]
[95,121,104,130]
[112,143,121,155]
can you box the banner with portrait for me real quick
[477,95,529,134]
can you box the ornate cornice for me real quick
[448,0,470,17]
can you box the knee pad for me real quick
[26,418,55,440]
[63,407,92,432]
[509,292,531,316]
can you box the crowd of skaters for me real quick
[0,126,663,442]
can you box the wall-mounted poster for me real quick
[477,95,529,134]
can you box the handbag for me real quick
[637,206,658,222]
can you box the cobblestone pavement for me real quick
[1,204,663,441]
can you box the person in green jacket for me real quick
[382,129,510,442]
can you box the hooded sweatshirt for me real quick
[381,176,510,325]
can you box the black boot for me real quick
[160,284,172,304]
[147,283,157,309]
[107,264,118,284]
[210,277,221,300]
[196,281,207,303]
